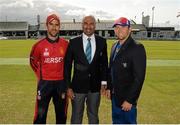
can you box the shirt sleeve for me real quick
[101,81,107,85]
[30,43,41,79]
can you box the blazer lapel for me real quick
[113,46,123,61]
[114,36,133,61]
[91,35,99,63]
[110,42,118,63]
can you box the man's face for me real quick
[114,25,131,41]
[82,16,96,36]
[47,19,60,37]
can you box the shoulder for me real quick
[95,35,106,47]
[36,37,46,44]
[58,38,69,51]
[134,41,145,49]
[59,37,69,46]
[69,35,82,46]
[131,40,146,54]
[32,38,46,49]
[95,35,106,42]
[70,35,81,41]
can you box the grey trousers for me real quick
[71,92,100,124]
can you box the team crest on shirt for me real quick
[43,48,49,56]
[59,47,64,55]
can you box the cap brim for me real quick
[112,24,129,28]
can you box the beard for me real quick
[49,31,59,37]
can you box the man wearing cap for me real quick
[106,17,146,124]
[30,13,68,124]
[64,15,108,124]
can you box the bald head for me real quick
[82,15,96,36]
[82,15,96,24]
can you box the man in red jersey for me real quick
[30,12,69,124]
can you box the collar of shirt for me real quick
[82,33,96,60]
[82,33,95,44]
[46,36,59,43]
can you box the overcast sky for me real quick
[0,0,180,28]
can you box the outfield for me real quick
[0,39,180,123]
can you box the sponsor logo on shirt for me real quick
[44,57,63,63]
[43,48,49,57]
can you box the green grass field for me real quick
[0,39,180,123]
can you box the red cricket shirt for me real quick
[30,37,69,80]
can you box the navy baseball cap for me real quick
[112,17,130,27]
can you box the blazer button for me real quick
[88,74,91,77]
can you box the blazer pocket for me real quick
[75,63,88,71]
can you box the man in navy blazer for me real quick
[64,15,108,124]
[106,17,146,124]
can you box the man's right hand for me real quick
[67,88,75,100]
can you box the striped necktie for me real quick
[86,37,92,63]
